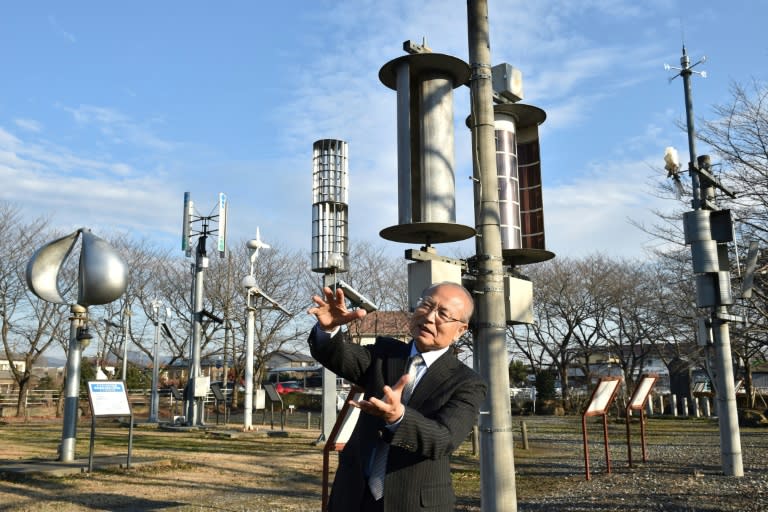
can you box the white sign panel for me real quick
[217,192,228,255]
[87,381,131,417]
[586,378,621,414]
[254,389,266,410]
[194,376,210,398]
[629,376,657,409]
[332,391,364,445]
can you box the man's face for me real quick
[409,284,469,353]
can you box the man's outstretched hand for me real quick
[307,286,367,331]
[349,373,410,424]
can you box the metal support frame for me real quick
[60,305,88,462]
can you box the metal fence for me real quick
[0,386,235,418]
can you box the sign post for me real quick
[322,387,364,512]
[625,375,658,466]
[581,376,623,480]
[86,381,133,473]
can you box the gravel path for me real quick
[512,416,768,512]
[0,414,765,511]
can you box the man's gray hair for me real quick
[422,282,474,323]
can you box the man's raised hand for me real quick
[307,286,367,330]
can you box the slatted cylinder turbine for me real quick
[493,104,547,252]
[311,139,349,273]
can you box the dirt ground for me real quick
[1,412,767,511]
[0,416,345,512]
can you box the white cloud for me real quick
[59,104,176,151]
[543,158,671,258]
[3,0,744,266]
[0,123,180,243]
[48,15,76,43]
[14,119,42,133]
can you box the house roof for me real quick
[1,352,25,362]
[268,351,315,363]
[348,311,410,338]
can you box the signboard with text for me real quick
[87,381,131,417]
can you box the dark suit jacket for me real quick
[309,329,487,511]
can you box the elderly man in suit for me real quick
[307,281,487,511]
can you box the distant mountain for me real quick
[38,355,66,368]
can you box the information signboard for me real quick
[586,377,622,415]
[626,374,658,467]
[87,381,131,417]
[581,376,623,481]
[629,375,657,410]
[85,381,133,473]
[322,388,364,511]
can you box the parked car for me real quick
[275,381,304,394]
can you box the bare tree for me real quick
[600,259,675,394]
[0,203,69,417]
[206,241,310,397]
[334,241,409,342]
[699,81,768,245]
[697,81,768,406]
[508,256,613,404]
[81,235,175,386]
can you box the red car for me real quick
[275,381,304,394]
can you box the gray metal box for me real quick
[695,271,734,308]
[407,260,463,311]
[492,63,524,103]
[505,275,533,325]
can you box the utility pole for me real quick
[467,1,518,509]
[667,46,743,476]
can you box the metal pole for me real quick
[187,234,207,426]
[320,366,337,441]
[680,48,702,210]
[121,309,128,381]
[243,301,255,430]
[467,1,517,510]
[678,46,743,477]
[712,312,744,475]
[60,304,87,462]
[222,318,229,424]
[148,302,161,423]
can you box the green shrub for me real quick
[280,393,322,411]
[535,370,556,401]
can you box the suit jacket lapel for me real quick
[407,350,457,408]
[381,339,411,390]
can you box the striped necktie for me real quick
[368,354,424,500]
[401,354,423,404]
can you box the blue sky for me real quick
[1,0,766,263]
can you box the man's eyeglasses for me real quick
[414,298,465,324]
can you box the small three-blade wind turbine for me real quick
[246,226,271,276]
[242,227,289,315]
